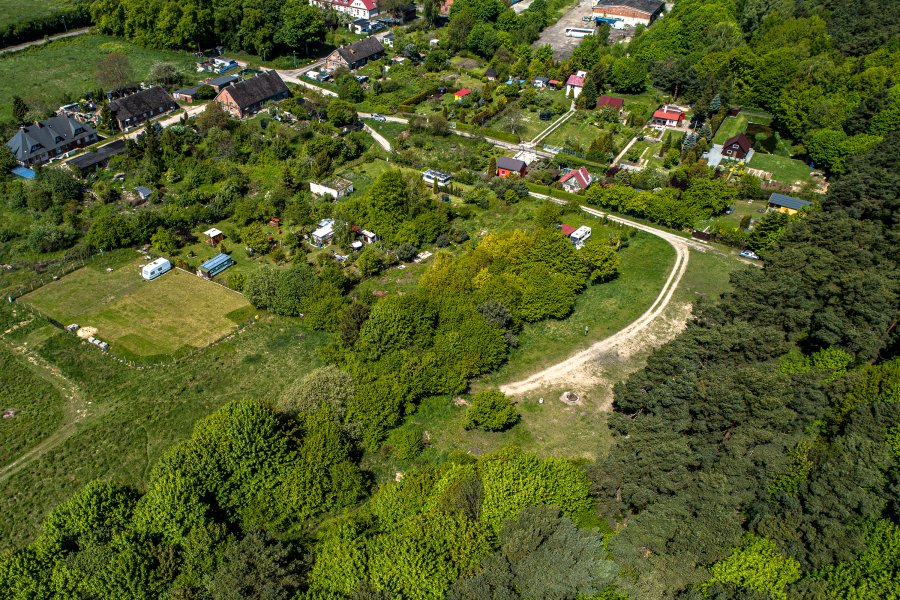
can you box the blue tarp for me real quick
[11,166,35,179]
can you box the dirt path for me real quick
[0,27,90,55]
[0,325,98,485]
[501,195,704,397]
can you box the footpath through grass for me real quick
[0,34,195,121]
[0,308,327,550]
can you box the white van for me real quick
[142,258,172,280]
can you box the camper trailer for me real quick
[141,258,172,280]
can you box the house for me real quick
[496,156,527,178]
[324,36,385,71]
[560,166,592,193]
[310,177,355,199]
[5,115,98,167]
[349,18,369,34]
[206,74,239,93]
[382,32,396,47]
[767,193,811,215]
[311,219,335,246]
[485,68,498,81]
[566,71,587,98]
[215,71,289,118]
[422,169,452,187]
[108,87,177,131]
[141,258,172,281]
[360,229,377,244]
[173,86,201,102]
[429,38,439,47]
[722,133,752,160]
[548,79,561,90]
[311,0,379,20]
[533,76,550,88]
[651,105,685,127]
[197,253,235,278]
[65,140,126,173]
[135,185,153,201]
[592,0,665,26]
[454,88,472,102]
[204,228,225,245]
[596,95,625,111]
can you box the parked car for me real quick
[739,250,760,260]
[371,113,387,122]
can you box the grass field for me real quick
[0,0,78,30]
[21,255,252,360]
[0,305,327,550]
[749,152,812,184]
[0,34,195,122]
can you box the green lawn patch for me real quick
[749,153,812,184]
[713,114,748,144]
[0,0,78,30]
[0,34,195,122]
[21,257,251,359]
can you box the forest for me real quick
[0,0,898,597]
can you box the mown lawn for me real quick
[749,152,812,184]
[0,34,195,122]
[21,256,252,360]
[713,114,748,144]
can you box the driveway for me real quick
[533,0,596,60]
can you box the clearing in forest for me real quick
[21,257,253,360]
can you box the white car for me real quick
[739,250,760,260]
[371,113,387,122]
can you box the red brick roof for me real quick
[560,224,577,236]
[653,108,683,121]
[560,166,591,189]
[328,0,377,9]
[566,75,585,87]
[596,95,624,109]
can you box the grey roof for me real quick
[109,87,176,124]
[207,74,239,88]
[174,86,200,96]
[337,36,385,64]
[220,71,288,110]
[595,0,664,15]
[496,156,526,172]
[66,140,126,171]
[6,115,96,163]
[534,76,550,83]
[136,185,153,198]
[768,193,811,211]
[485,68,498,77]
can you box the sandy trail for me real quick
[501,196,702,396]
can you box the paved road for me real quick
[363,123,392,151]
[0,27,90,55]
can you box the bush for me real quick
[395,243,418,262]
[465,390,518,432]
[388,429,424,460]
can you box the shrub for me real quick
[464,390,518,432]
[389,429,425,460]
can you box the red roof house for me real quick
[559,166,592,193]
[454,88,471,101]
[566,73,586,98]
[596,95,625,111]
[651,105,685,127]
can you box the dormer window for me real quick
[55,136,63,143]
[74,127,84,135]
[30,144,43,152]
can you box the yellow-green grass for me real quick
[0,344,66,469]
[749,152,812,184]
[0,0,77,30]
[0,34,195,122]
[21,257,251,359]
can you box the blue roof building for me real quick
[767,192,811,214]
[198,253,235,278]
